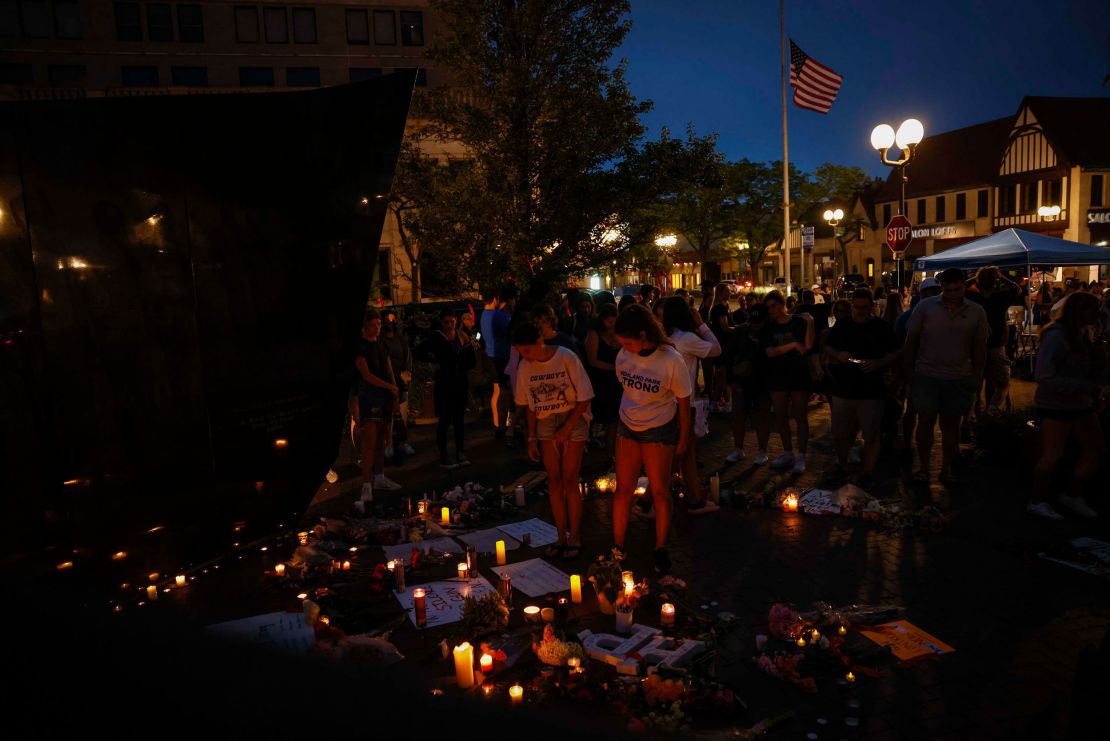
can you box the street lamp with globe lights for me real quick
[871,118,925,288]
[1037,205,1061,219]
[823,207,845,279]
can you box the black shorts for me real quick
[492,356,511,388]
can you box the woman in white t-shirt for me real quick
[512,322,595,560]
[612,304,692,574]
[663,296,721,516]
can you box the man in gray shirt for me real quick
[904,268,988,483]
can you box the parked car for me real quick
[834,273,865,299]
[770,277,788,291]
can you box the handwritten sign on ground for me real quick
[1039,537,1110,577]
[382,536,463,562]
[799,489,841,515]
[490,558,570,597]
[496,518,560,548]
[458,528,521,554]
[206,611,316,654]
[395,576,497,629]
[860,620,955,662]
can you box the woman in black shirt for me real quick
[760,291,814,474]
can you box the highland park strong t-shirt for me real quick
[615,344,693,431]
[514,346,595,420]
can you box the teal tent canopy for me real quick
[913,228,1110,271]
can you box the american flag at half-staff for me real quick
[789,39,843,114]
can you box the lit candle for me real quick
[661,602,675,628]
[846,671,856,683]
[175,574,186,587]
[595,478,610,493]
[413,587,426,628]
[146,585,158,601]
[709,474,720,503]
[275,563,285,577]
[297,531,309,545]
[457,562,469,581]
[783,493,799,512]
[811,629,821,641]
[441,507,450,526]
[621,570,635,598]
[453,642,475,689]
[838,625,848,636]
[523,605,540,622]
[634,485,647,496]
[148,572,160,583]
[273,438,288,449]
[509,684,523,705]
[567,657,581,673]
[796,636,807,647]
[495,540,507,566]
[540,607,554,623]
[417,500,428,516]
[479,653,493,674]
[342,560,351,571]
[569,574,582,604]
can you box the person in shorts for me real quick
[904,268,988,483]
[512,323,594,560]
[760,290,815,473]
[724,304,772,464]
[355,310,401,499]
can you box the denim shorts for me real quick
[617,415,679,445]
[536,412,590,441]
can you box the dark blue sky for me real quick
[618,0,1109,177]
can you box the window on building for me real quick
[147,3,173,42]
[121,65,159,86]
[1000,184,1017,216]
[1021,182,1037,213]
[234,6,258,42]
[114,2,141,40]
[0,1,20,36]
[48,64,85,86]
[286,66,320,87]
[177,4,203,42]
[263,6,286,42]
[916,199,926,224]
[291,7,315,42]
[18,0,50,37]
[955,192,966,220]
[54,0,81,38]
[171,66,207,86]
[346,9,368,44]
[349,67,382,83]
[373,9,394,44]
[882,203,891,226]
[977,189,989,217]
[400,10,423,45]
[935,195,946,222]
[239,66,273,87]
[1042,178,1062,209]
[0,63,33,84]
[1093,175,1105,207]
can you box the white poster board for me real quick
[496,518,559,548]
[395,576,497,628]
[458,528,521,554]
[490,558,571,597]
[206,611,316,654]
[382,536,463,562]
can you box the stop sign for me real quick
[885,214,914,254]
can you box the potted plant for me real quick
[587,548,623,615]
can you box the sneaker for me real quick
[753,450,769,466]
[374,474,402,491]
[792,454,806,474]
[1027,501,1064,520]
[653,548,672,574]
[402,443,416,455]
[457,454,472,467]
[1059,495,1098,519]
[439,458,460,469]
[725,448,746,464]
[360,482,374,502]
[687,499,720,515]
[771,452,795,470]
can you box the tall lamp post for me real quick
[870,119,924,289]
[823,207,844,287]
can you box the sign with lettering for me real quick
[885,215,913,254]
[860,619,955,662]
[396,577,497,628]
[1088,209,1110,225]
[801,226,815,250]
[910,221,976,240]
[207,611,317,654]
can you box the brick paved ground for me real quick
[306,376,1110,740]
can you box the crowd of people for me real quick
[349,267,1110,571]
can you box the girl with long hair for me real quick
[1028,292,1106,520]
[760,290,815,472]
[612,304,692,573]
[355,309,401,498]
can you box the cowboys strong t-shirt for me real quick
[514,346,594,420]
[615,344,693,431]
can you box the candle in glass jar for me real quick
[457,562,469,581]
[523,605,540,622]
[275,563,285,577]
[540,607,554,623]
[297,531,309,545]
[595,478,610,493]
[661,602,675,628]
[453,642,475,689]
[838,625,847,636]
[175,574,186,587]
[783,493,799,512]
[417,500,428,516]
[441,507,450,526]
[342,560,351,571]
[709,474,720,503]
[569,574,582,604]
[621,570,635,597]
[796,636,807,647]
[479,653,493,674]
[495,540,507,566]
[146,585,157,601]
[509,684,523,705]
[567,657,581,673]
[811,629,821,641]
[413,587,427,628]
[846,671,856,683]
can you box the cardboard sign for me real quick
[459,528,522,554]
[395,576,497,629]
[497,518,560,548]
[206,611,316,654]
[490,558,570,597]
[799,489,841,515]
[382,536,463,562]
[860,620,954,661]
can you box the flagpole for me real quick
[780,0,791,294]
